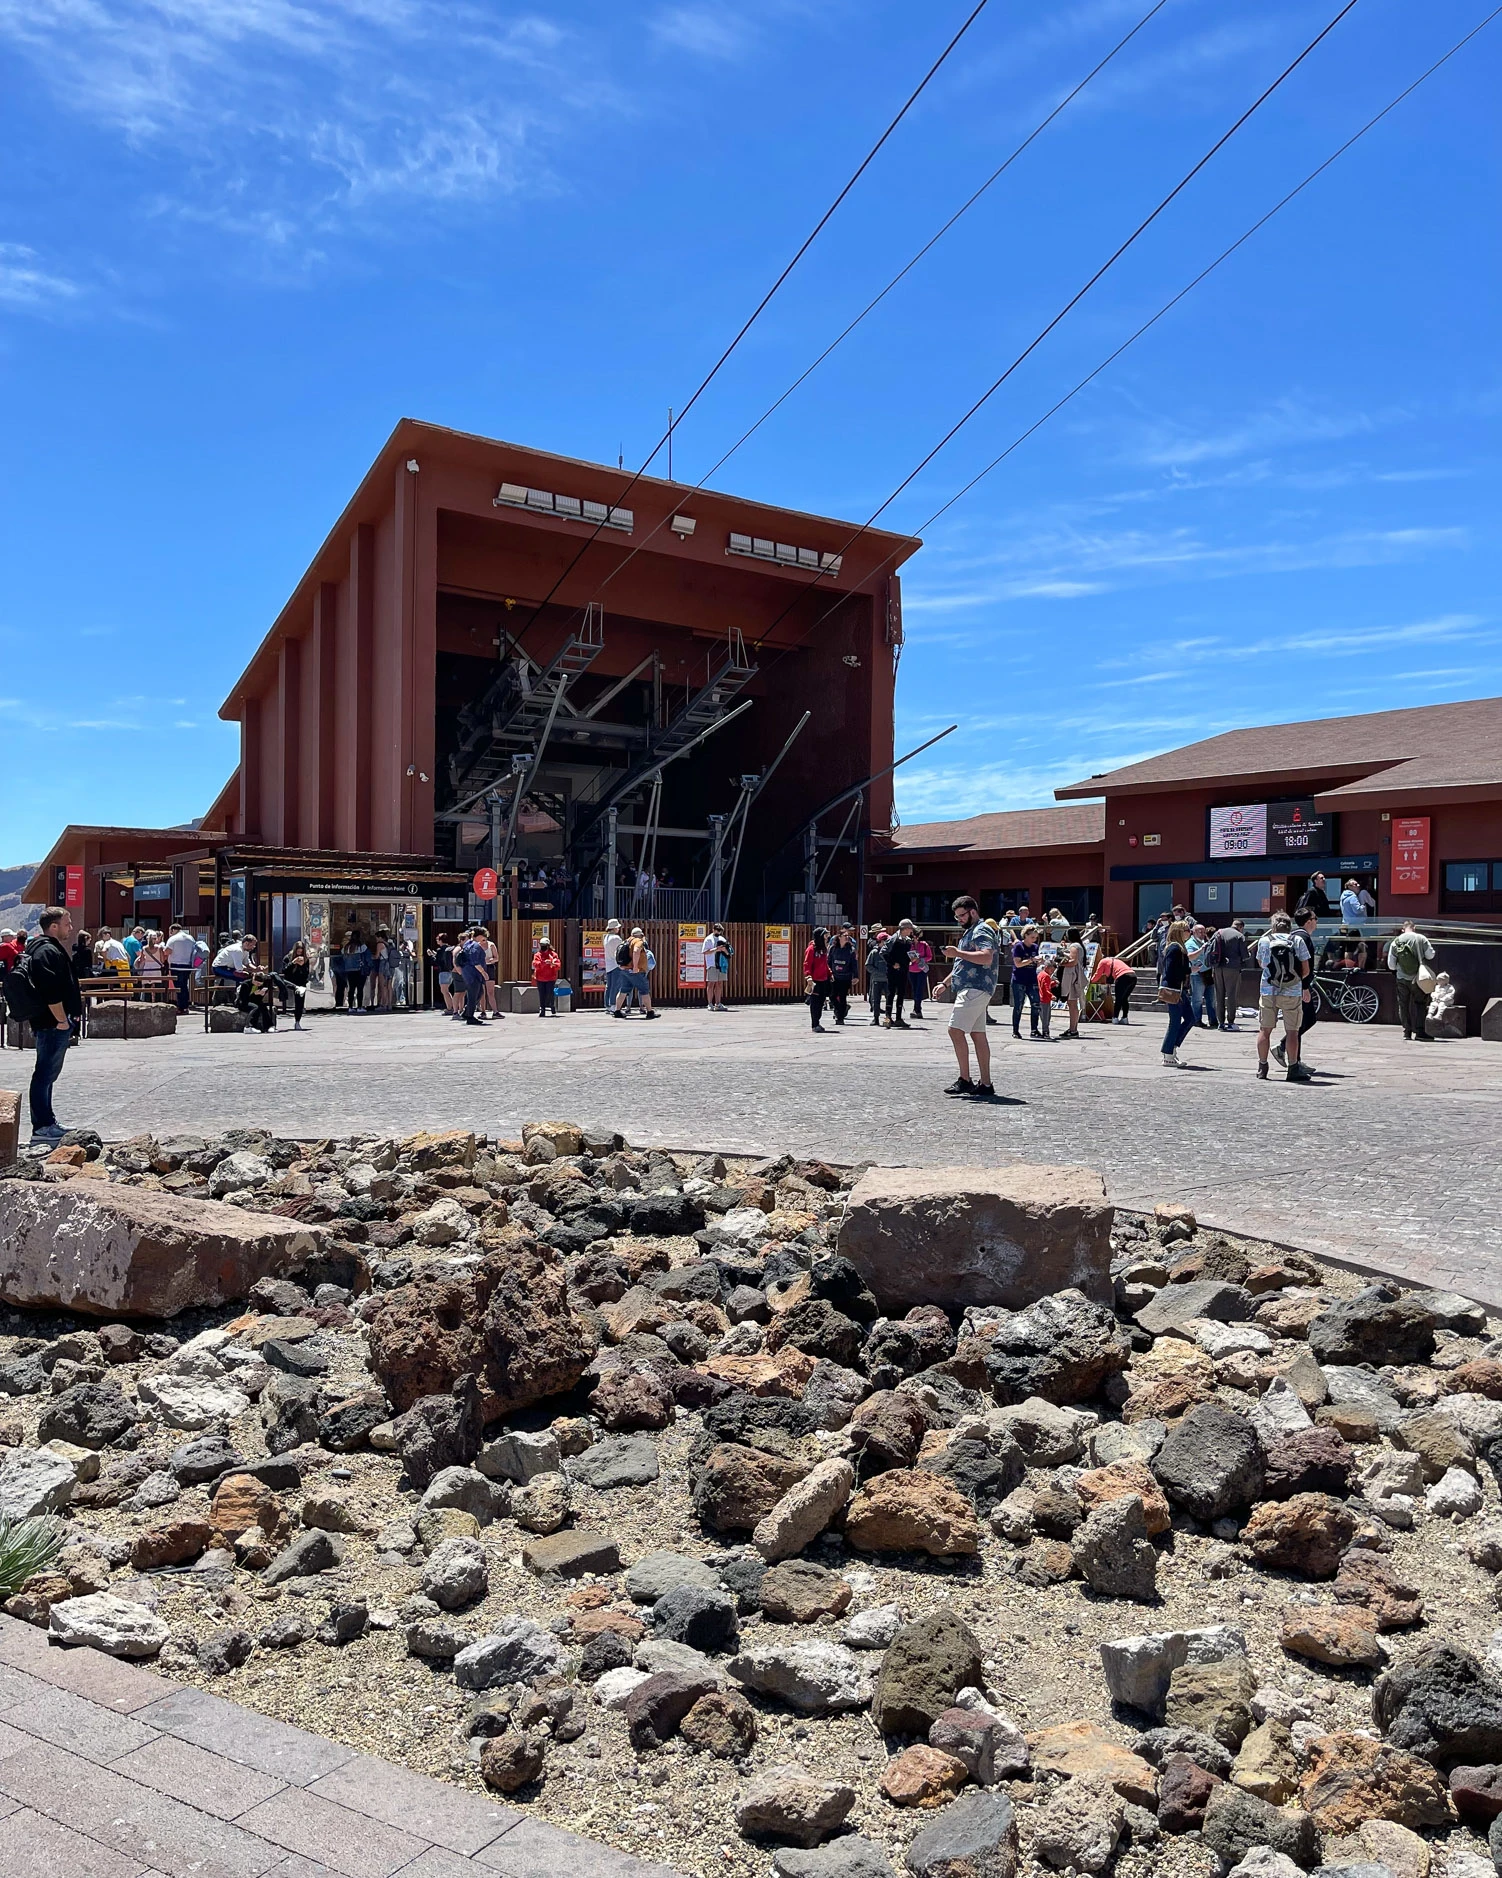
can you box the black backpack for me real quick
[1263,934,1302,989]
[3,947,44,1024]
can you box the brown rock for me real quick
[367,1242,597,1419]
[1450,1763,1502,1825]
[680,1690,758,1759]
[1300,1731,1453,1832]
[1075,1460,1171,1536]
[694,1444,811,1533]
[879,1745,969,1808]
[1013,1538,1075,1587]
[758,1560,852,1624]
[702,1348,817,1398]
[1330,1820,1432,1878]
[1446,1361,1502,1401]
[209,1475,287,1551]
[734,1764,856,1846]
[844,1473,980,1558]
[5,1573,73,1625]
[1392,1411,1476,1483]
[598,1287,677,1342]
[625,1669,723,1750]
[1315,1402,1381,1444]
[130,1518,212,1571]
[571,1608,645,1644]
[1159,1753,1222,1832]
[849,1391,929,1474]
[591,1367,674,1432]
[1280,1607,1385,1669]
[835,1163,1113,1311]
[1242,1493,1361,1579]
[1232,1720,1301,1804]
[521,1532,621,1577]
[1333,1549,1425,1629]
[402,1129,476,1170]
[1122,1373,1215,1423]
[1261,1427,1355,1501]
[479,1731,545,1792]
[1027,1722,1157,1806]
[1165,1659,1258,1751]
[0,1089,18,1168]
[0,1181,324,1317]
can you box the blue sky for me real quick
[1,0,1497,862]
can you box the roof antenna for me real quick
[618,444,624,470]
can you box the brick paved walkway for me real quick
[0,1613,675,1878]
[13,1000,1502,1302]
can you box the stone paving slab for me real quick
[0,1617,685,1877]
[25,1001,1502,1303]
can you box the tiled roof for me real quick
[1055,696,1502,801]
[888,802,1105,855]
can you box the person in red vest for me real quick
[532,937,562,1017]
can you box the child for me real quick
[1036,963,1055,1039]
[532,938,561,1017]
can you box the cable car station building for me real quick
[32,421,919,961]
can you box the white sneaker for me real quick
[1160,1054,1177,1068]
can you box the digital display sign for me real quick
[1207,800,1331,861]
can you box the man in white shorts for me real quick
[934,895,1003,1103]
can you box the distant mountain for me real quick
[0,863,42,931]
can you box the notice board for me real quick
[678,923,708,988]
[1391,817,1431,895]
[764,925,792,988]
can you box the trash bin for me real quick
[554,980,572,1014]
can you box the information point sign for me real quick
[472,868,498,901]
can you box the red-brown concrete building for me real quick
[1054,696,1502,936]
[29,421,919,952]
[867,804,1106,927]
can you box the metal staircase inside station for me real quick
[447,604,605,806]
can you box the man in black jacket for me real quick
[1294,872,1333,919]
[22,907,82,1144]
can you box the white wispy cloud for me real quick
[1133,397,1386,469]
[651,5,748,58]
[0,0,621,245]
[0,244,83,309]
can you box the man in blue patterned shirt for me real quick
[935,895,1003,1103]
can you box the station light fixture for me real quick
[670,514,697,537]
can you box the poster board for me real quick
[581,930,608,992]
[1391,817,1431,895]
[678,923,708,988]
[764,924,792,989]
[530,921,551,954]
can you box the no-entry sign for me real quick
[472,868,499,900]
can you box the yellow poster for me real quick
[678,923,708,987]
[764,924,792,988]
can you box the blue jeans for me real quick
[30,1025,71,1130]
[1162,993,1196,1057]
[1012,978,1041,1035]
[1189,975,1217,1027]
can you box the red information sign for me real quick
[64,865,84,909]
[472,868,498,901]
[1390,816,1431,896]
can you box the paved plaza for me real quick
[17,997,1502,1304]
[0,1613,673,1878]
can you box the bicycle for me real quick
[1310,971,1380,1025]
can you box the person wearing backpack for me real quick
[864,928,891,1027]
[615,927,659,1019]
[14,906,83,1143]
[1386,918,1436,1041]
[1255,911,1313,1082]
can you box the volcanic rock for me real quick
[845,1473,980,1557]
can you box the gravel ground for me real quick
[3,1130,1501,1878]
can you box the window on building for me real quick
[892,891,1024,924]
[1441,861,1502,914]
[1135,882,1174,931]
[1232,879,1272,915]
[1043,886,1103,925]
[1193,881,1234,917]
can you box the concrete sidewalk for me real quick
[0,1614,676,1878]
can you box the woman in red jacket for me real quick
[532,938,561,1017]
[803,927,833,1033]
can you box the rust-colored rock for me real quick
[845,1472,980,1557]
[0,1181,324,1317]
[130,1518,212,1571]
[1300,1732,1453,1833]
[571,1607,646,1644]
[680,1690,758,1759]
[1122,1373,1215,1423]
[367,1241,597,1419]
[849,1391,929,1474]
[1333,1549,1425,1630]
[701,1348,816,1398]
[879,1745,969,1808]
[1242,1493,1361,1579]
[209,1473,287,1551]
[1076,1460,1171,1536]
[591,1367,674,1432]
[1280,1606,1385,1669]
[1445,1361,1502,1401]
[1027,1722,1157,1806]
